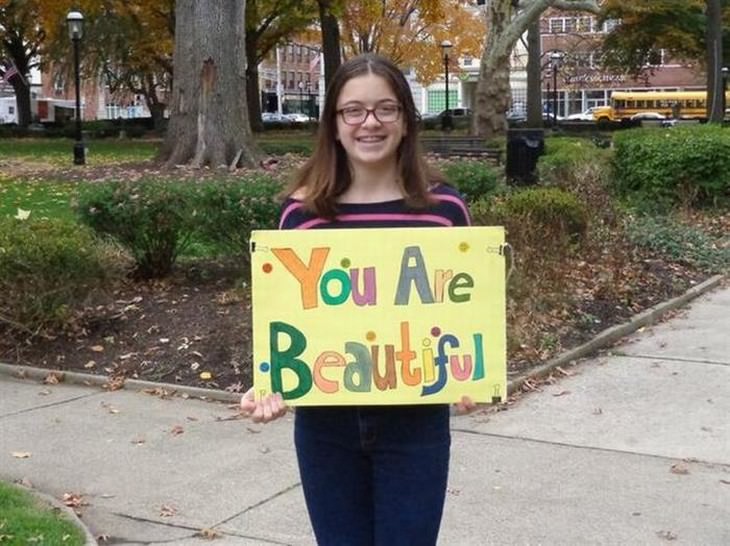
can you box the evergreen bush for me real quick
[613,126,730,208]
[442,161,500,203]
[192,175,284,265]
[76,180,197,278]
[0,218,117,333]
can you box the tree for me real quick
[161,0,258,169]
[245,0,318,131]
[340,0,483,85]
[706,0,725,122]
[318,0,343,89]
[40,0,175,131]
[600,0,730,122]
[473,0,600,138]
[0,0,44,127]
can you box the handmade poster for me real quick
[250,227,506,406]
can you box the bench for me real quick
[420,136,503,165]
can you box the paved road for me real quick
[1,286,728,545]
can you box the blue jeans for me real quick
[294,405,451,546]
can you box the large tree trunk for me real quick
[10,76,31,127]
[473,0,513,139]
[526,18,543,128]
[706,0,724,122]
[318,0,341,91]
[161,0,258,168]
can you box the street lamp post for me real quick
[298,81,304,114]
[440,40,453,132]
[550,51,563,126]
[66,10,85,165]
[722,67,729,123]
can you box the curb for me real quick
[0,274,725,403]
[506,274,725,395]
[5,481,98,546]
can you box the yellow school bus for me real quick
[592,91,730,122]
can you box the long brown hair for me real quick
[288,53,443,218]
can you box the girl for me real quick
[241,53,476,546]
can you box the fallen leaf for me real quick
[11,452,31,459]
[103,376,125,391]
[592,408,603,415]
[670,463,690,475]
[89,345,105,353]
[43,372,63,385]
[171,425,184,436]
[97,535,110,543]
[160,504,177,517]
[196,528,222,540]
[200,371,212,380]
[14,208,31,220]
[62,492,88,508]
[656,530,677,541]
[131,436,146,445]
[552,390,571,397]
[38,389,52,396]
[84,360,96,369]
[719,479,730,485]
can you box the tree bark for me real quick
[473,0,513,139]
[706,0,724,122]
[161,0,258,168]
[318,0,341,91]
[9,75,31,127]
[526,18,543,127]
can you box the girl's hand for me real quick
[452,395,479,416]
[240,388,288,423]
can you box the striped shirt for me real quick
[278,184,471,230]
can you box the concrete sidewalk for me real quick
[1,285,729,545]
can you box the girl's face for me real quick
[335,72,406,171]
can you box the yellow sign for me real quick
[251,227,506,406]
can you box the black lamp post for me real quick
[550,51,563,125]
[440,40,453,132]
[722,66,728,122]
[67,10,85,165]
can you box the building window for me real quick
[463,56,473,67]
[427,89,458,113]
[549,18,565,34]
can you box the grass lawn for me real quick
[0,481,85,545]
[0,180,78,223]
[0,138,159,166]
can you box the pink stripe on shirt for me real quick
[432,193,472,225]
[296,213,453,230]
[278,201,304,229]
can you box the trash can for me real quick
[506,128,545,185]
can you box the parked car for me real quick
[284,112,311,123]
[630,111,667,121]
[420,107,473,129]
[565,107,599,121]
[262,112,289,123]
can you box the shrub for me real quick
[613,125,730,208]
[192,175,284,265]
[538,137,618,228]
[625,214,730,273]
[471,187,588,250]
[76,180,197,278]
[442,161,500,202]
[0,218,117,333]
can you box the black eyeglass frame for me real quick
[336,105,403,125]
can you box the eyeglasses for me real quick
[337,104,402,125]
